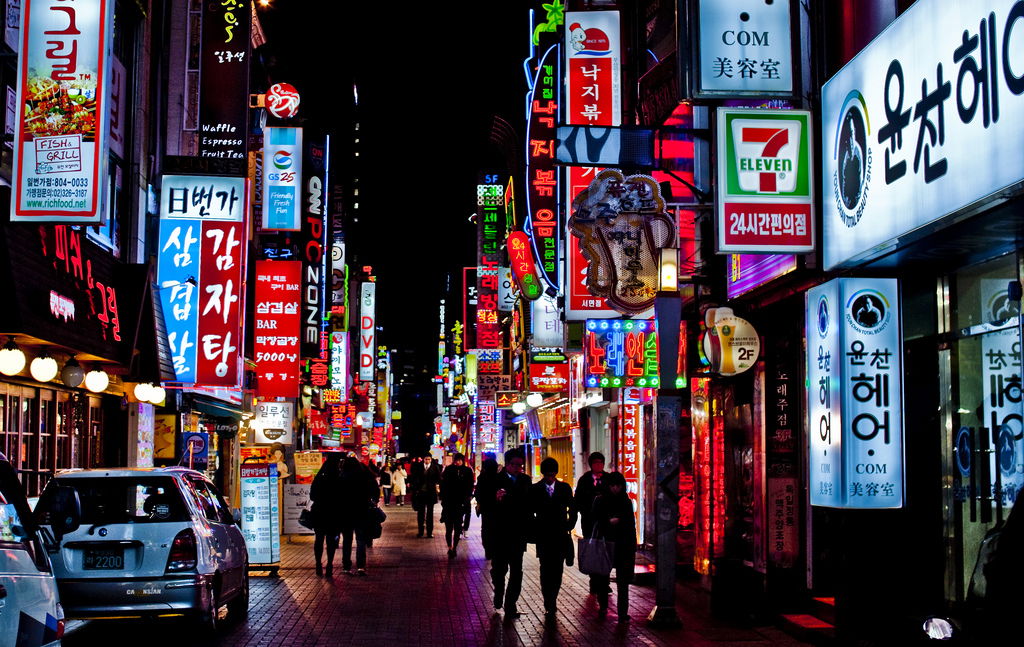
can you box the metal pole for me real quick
[649,291,683,628]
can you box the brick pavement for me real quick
[64,504,811,646]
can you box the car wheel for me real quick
[227,568,249,623]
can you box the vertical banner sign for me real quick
[477,179,503,349]
[531,294,564,348]
[240,462,281,566]
[564,11,620,319]
[254,260,301,398]
[330,332,349,402]
[463,267,478,350]
[806,280,842,506]
[12,0,113,223]
[620,402,642,531]
[158,175,246,384]
[507,232,543,300]
[300,133,328,360]
[716,108,814,253]
[526,23,560,291]
[198,0,249,161]
[359,283,376,381]
[766,334,800,568]
[807,278,904,508]
[262,127,303,230]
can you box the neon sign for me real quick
[584,318,660,387]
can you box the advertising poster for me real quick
[282,483,312,535]
[154,414,176,460]
[130,402,154,468]
[180,431,209,472]
[240,462,281,565]
[293,451,324,484]
[254,260,301,398]
[525,26,560,292]
[716,108,814,253]
[262,126,302,230]
[157,174,246,385]
[11,0,113,223]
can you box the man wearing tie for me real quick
[574,452,607,594]
[480,448,531,619]
[529,457,578,618]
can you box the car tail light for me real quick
[166,529,197,572]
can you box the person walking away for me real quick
[380,463,393,506]
[413,455,442,538]
[529,457,577,618]
[440,452,475,559]
[574,451,607,594]
[592,471,637,622]
[338,456,379,576]
[479,449,531,619]
[474,457,499,559]
[391,463,407,506]
[309,453,343,578]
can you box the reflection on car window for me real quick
[39,476,189,524]
[0,458,35,548]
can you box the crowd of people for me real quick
[306,449,636,622]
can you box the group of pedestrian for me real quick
[308,454,381,578]
[475,449,637,623]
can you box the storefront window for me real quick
[947,252,1023,600]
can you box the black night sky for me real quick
[257,1,530,449]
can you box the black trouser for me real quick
[444,519,462,549]
[593,562,632,617]
[490,548,524,610]
[417,502,435,535]
[538,545,565,612]
[340,525,367,570]
[462,504,472,532]
[382,487,392,505]
[314,530,338,568]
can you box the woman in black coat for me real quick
[338,456,380,576]
[592,471,637,621]
[440,453,475,559]
[309,453,343,577]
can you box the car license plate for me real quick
[83,547,124,570]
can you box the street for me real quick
[63,505,810,647]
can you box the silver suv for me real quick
[35,467,248,630]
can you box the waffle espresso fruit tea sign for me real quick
[12,0,114,223]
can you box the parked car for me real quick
[35,467,248,630]
[0,451,80,647]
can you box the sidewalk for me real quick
[64,504,812,646]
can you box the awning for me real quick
[190,395,246,421]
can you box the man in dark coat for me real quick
[479,448,531,619]
[338,456,380,575]
[574,451,607,593]
[412,454,442,538]
[529,457,578,617]
[474,456,500,559]
[440,452,475,558]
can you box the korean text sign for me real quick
[806,278,904,508]
[584,319,660,388]
[526,33,560,291]
[528,362,570,393]
[716,108,814,253]
[359,283,376,382]
[12,0,113,223]
[199,0,248,161]
[254,260,301,398]
[253,400,294,445]
[822,0,1024,269]
[240,462,281,565]
[157,174,246,385]
[262,127,302,230]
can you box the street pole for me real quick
[648,260,683,628]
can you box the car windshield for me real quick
[0,458,34,544]
[38,476,190,525]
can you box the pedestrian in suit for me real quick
[412,454,442,538]
[440,452,474,559]
[574,451,608,594]
[592,471,637,621]
[309,453,343,578]
[338,456,379,576]
[479,448,531,619]
[529,457,578,617]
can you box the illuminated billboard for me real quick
[584,319,660,388]
[11,0,114,223]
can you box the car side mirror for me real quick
[232,508,242,526]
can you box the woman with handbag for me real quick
[309,453,343,578]
[592,471,637,621]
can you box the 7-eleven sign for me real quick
[717,108,814,253]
